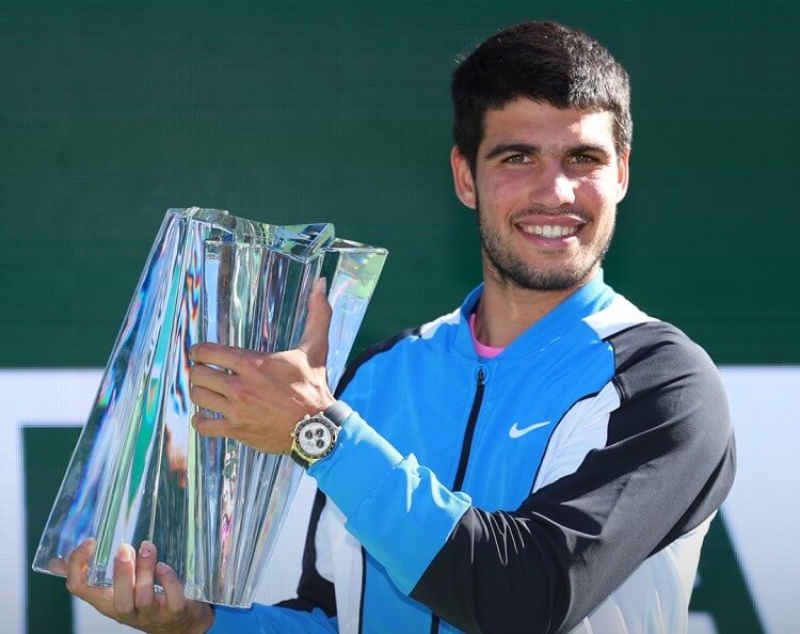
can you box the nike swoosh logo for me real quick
[508,420,552,439]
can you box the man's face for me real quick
[451,98,629,292]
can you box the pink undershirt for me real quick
[468,312,505,359]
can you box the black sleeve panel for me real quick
[335,325,421,398]
[410,322,736,634]
[275,489,337,616]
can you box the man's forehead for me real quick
[484,100,614,132]
[481,102,617,153]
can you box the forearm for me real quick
[309,411,471,595]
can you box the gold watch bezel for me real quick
[290,413,339,468]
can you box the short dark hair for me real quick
[451,21,632,172]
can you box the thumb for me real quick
[297,277,332,368]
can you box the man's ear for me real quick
[451,146,477,209]
[616,149,631,203]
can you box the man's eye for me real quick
[505,154,529,164]
[570,154,598,165]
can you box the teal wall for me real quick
[2,1,798,367]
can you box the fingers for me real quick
[190,342,254,372]
[134,541,157,615]
[65,538,115,620]
[65,537,96,596]
[189,363,238,424]
[49,555,68,576]
[156,561,188,614]
[64,539,209,631]
[189,360,235,397]
[190,381,230,418]
[297,277,332,368]
[192,410,233,438]
[153,563,215,631]
[112,544,137,616]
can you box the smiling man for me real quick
[66,21,736,634]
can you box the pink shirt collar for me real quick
[468,312,505,359]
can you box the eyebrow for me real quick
[484,142,612,161]
[484,143,540,160]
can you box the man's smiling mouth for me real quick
[521,224,579,238]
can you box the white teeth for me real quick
[523,224,578,238]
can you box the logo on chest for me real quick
[508,420,553,439]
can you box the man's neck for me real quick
[473,275,593,348]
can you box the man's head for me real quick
[451,21,632,174]
[449,22,632,295]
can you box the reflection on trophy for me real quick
[32,208,387,607]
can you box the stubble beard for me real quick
[476,201,615,292]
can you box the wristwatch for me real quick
[290,401,353,469]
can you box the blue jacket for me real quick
[211,273,735,633]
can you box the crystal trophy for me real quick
[32,207,387,607]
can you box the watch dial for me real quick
[299,421,333,457]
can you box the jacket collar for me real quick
[455,270,616,360]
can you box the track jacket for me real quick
[211,272,736,633]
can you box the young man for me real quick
[66,21,736,634]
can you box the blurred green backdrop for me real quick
[2,0,797,368]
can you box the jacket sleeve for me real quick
[208,491,338,632]
[310,325,736,633]
[209,604,337,633]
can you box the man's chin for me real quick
[500,263,599,292]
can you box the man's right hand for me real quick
[62,538,214,634]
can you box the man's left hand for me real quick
[189,279,336,454]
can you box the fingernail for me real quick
[117,545,133,563]
[156,562,169,575]
[139,541,153,558]
[315,277,327,294]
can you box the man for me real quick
[66,20,736,633]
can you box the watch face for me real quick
[297,419,334,458]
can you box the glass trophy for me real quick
[32,207,387,607]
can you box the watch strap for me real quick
[322,400,353,426]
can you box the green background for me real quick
[1,0,798,368]
[2,2,796,633]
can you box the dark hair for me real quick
[451,21,632,172]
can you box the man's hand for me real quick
[189,278,336,454]
[62,538,214,634]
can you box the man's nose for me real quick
[529,167,576,208]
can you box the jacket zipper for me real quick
[430,365,488,634]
